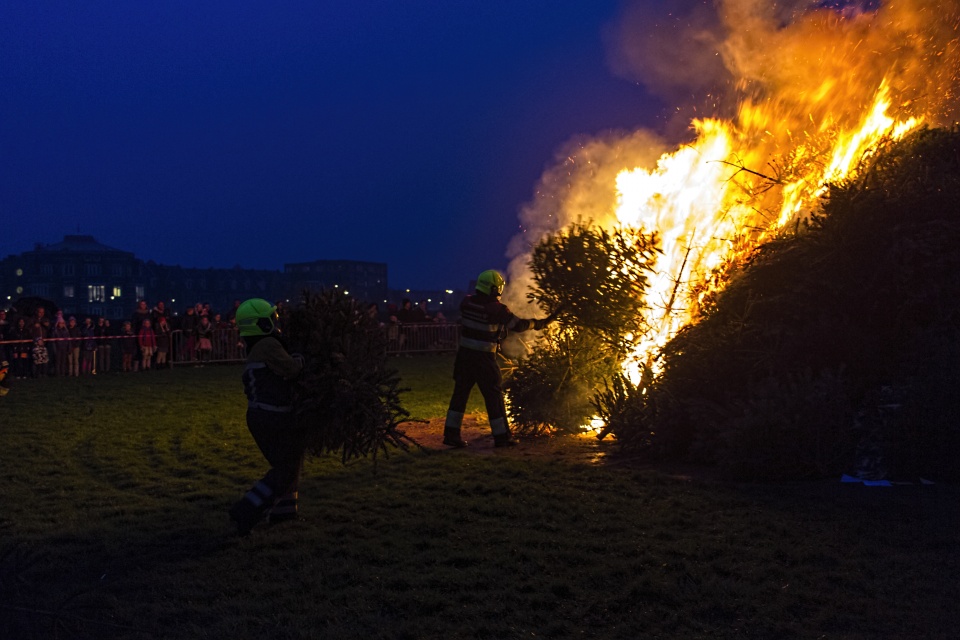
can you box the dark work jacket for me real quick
[242,336,302,413]
[458,292,535,353]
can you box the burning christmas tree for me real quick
[501,1,960,478]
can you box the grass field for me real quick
[1,354,958,639]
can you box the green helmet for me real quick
[236,298,278,337]
[476,270,505,296]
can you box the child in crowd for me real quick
[95,317,112,373]
[138,319,157,371]
[80,317,96,374]
[195,315,214,366]
[66,317,81,377]
[31,336,49,378]
[51,317,71,377]
[120,321,137,372]
[154,316,171,368]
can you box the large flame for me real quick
[506,0,959,386]
[615,81,921,382]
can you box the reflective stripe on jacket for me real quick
[243,336,302,412]
[458,292,535,352]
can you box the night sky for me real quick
[1,1,665,291]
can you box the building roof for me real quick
[41,235,126,254]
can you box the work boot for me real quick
[229,481,274,536]
[493,433,517,448]
[443,428,467,448]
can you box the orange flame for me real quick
[507,1,959,390]
[614,81,922,382]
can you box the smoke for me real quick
[502,128,667,317]
[605,0,732,118]
[503,0,960,321]
[609,0,960,125]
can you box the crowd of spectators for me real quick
[1,297,458,379]
[382,298,452,353]
[0,299,247,379]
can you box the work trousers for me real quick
[246,408,307,504]
[447,347,508,435]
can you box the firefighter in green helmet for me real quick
[228,298,305,535]
[443,269,556,448]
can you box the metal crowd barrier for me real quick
[0,323,461,374]
[383,322,459,355]
[0,330,248,372]
[169,329,246,365]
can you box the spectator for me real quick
[66,316,81,377]
[390,299,419,353]
[51,317,71,377]
[384,302,400,350]
[95,317,112,373]
[213,313,230,359]
[155,315,172,369]
[119,321,137,372]
[31,336,50,378]
[80,317,96,374]
[32,306,51,338]
[138,319,157,371]
[392,299,416,323]
[151,301,170,326]
[180,306,198,362]
[226,299,241,323]
[9,317,31,379]
[130,301,152,372]
[131,300,152,332]
[366,302,384,327]
[195,315,214,366]
[414,299,433,323]
[230,316,245,358]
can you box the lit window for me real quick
[113,286,122,298]
[135,285,145,300]
[64,285,75,298]
[88,285,105,302]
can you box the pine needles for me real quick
[506,222,657,435]
[284,289,413,462]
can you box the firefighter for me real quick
[443,269,555,448]
[228,298,306,536]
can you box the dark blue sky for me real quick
[1,1,665,290]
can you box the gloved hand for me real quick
[533,304,565,330]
